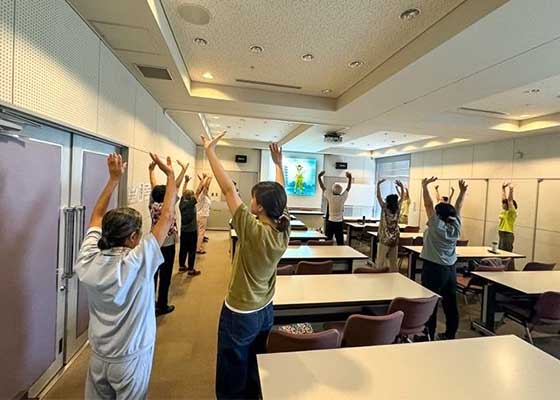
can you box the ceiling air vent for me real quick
[458,107,508,116]
[136,65,172,80]
[235,79,301,90]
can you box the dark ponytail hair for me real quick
[435,202,457,223]
[98,207,142,250]
[251,181,289,232]
[385,194,399,215]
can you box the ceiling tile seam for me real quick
[350,33,560,129]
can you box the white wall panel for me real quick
[486,179,537,227]
[472,139,514,178]
[324,154,375,184]
[534,230,560,270]
[133,85,157,152]
[461,218,484,245]
[407,178,422,227]
[457,179,487,220]
[97,44,135,145]
[422,149,442,177]
[0,0,14,104]
[14,0,99,133]
[410,152,423,180]
[513,134,560,179]
[535,180,560,232]
[441,146,473,179]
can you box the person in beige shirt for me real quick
[201,133,289,400]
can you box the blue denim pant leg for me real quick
[215,303,274,400]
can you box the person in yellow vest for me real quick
[498,182,517,251]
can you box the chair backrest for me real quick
[307,240,334,246]
[277,264,296,275]
[523,262,556,271]
[398,237,414,247]
[478,258,506,269]
[296,260,334,275]
[354,266,389,274]
[266,329,340,353]
[456,239,469,246]
[388,296,439,336]
[341,312,404,347]
[412,237,423,246]
[289,240,302,246]
[534,292,560,321]
[403,226,420,233]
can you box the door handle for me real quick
[62,207,75,279]
[73,206,86,261]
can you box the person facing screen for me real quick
[318,170,352,245]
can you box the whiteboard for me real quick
[334,182,375,207]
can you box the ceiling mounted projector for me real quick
[324,131,344,143]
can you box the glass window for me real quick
[374,155,410,218]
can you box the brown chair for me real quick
[277,264,296,275]
[354,266,389,274]
[502,291,560,344]
[457,263,505,304]
[296,260,334,275]
[397,237,415,269]
[412,237,423,246]
[523,262,556,271]
[326,312,404,348]
[387,296,439,341]
[403,226,420,233]
[289,240,302,246]
[307,239,334,246]
[456,239,469,246]
[266,329,341,353]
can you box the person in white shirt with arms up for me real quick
[196,173,213,254]
[75,153,177,400]
[318,170,352,245]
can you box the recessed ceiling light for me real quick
[250,45,264,54]
[348,60,363,69]
[202,72,214,80]
[193,37,208,46]
[301,53,314,61]
[400,8,421,21]
[520,114,530,118]
[211,116,220,120]
[321,89,332,94]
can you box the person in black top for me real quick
[178,175,202,276]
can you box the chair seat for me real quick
[502,303,532,320]
[456,276,470,288]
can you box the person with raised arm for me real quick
[75,153,176,399]
[398,185,411,224]
[203,133,290,399]
[318,170,352,245]
[178,174,202,276]
[148,159,188,316]
[196,174,213,254]
[498,182,517,251]
[420,177,468,341]
[376,179,405,272]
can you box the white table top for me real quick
[473,271,560,295]
[230,229,326,240]
[281,245,368,261]
[347,222,408,229]
[258,335,560,400]
[290,209,324,215]
[290,220,307,227]
[274,273,437,307]
[368,231,422,239]
[404,245,525,259]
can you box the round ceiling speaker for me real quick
[178,4,211,25]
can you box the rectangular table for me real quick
[258,335,560,400]
[471,271,560,335]
[230,230,327,258]
[367,231,422,261]
[273,273,436,323]
[346,222,408,247]
[404,245,525,280]
[279,245,368,273]
[290,219,308,231]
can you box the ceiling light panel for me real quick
[337,131,433,151]
[162,0,464,96]
[204,114,299,143]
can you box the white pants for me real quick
[85,347,154,400]
[376,243,398,272]
[197,215,209,251]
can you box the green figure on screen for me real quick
[294,164,305,194]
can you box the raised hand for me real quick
[108,153,127,181]
[269,143,283,166]
[395,180,404,188]
[185,175,191,183]
[450,186,456,193]
[318,170,326,177]
[422,176,438,187]
[502,182,510,189]
[345,171,352,179]
[177,160,189,171]
[149,153,174,176]
[378,178,386,185]
[148,161,156,171]
[201,132,225,150]
[458,179,468,192]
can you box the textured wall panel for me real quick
[0,0,14,103]
[97,44,135,145]
[133,84,157,152]
[14,0,99,132]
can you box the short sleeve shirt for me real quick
[149,196,178,247]
[179,196,198,232]
[420,213,461,266]
[226,204,290,311]
[74,228,164,359]
[498,208,517,233]
[323,190,349,222]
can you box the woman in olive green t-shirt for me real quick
[498,183,517,252]
[202,133,290,399]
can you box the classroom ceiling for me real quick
[337,131,434,151]
[204,114,300,143]
[161,0,465,97]
[68,0,560,157]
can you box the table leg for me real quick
[408,252,418,279]
[347,226,353,247]
[471,282,498,336]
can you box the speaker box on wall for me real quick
[235,155,247,163]
[335,162,348,170]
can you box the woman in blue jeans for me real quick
[202,133,290,399]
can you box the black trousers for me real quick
[179,230,198,270]
[154,244,175,308]
[421,259,459,339]
[325,220,344,245]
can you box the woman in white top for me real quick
[196,174,212,253]
[75,153,177,400]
